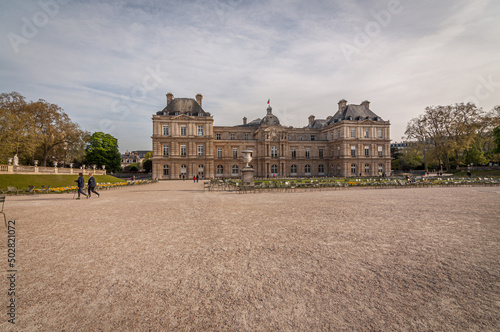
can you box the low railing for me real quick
[0,165,106,175]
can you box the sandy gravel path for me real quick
[1,181,499,331]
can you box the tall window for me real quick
[217,148,222,158]
[364,129,369,138]
[163,165,169,175]
[291,165,297,174]
[351,128,356,138]
[331,148,334,157]
[319,149,324,159]
[232,165,239,175]
[217,165,224,175]
[318,164,325,174]
[351,146,356,156]
[216,133,221,140]
[311,135,315,141]
[378,129,383,138]
[305,148,310,158]
[180,125,187,136]
[162,125,169,136]
[299,135,302,141]
[233,148,237,158]
[378,164,384,173]
[271,146,278,158]
[181,164,187,174]
[365,164,370,174]
[365,146,370,156]
[305,164,311,174]
[378,146,383,157]
[198,126,204,136]
[330,132,334,140]
[351,163,356,174]
[180,145,186,156]
[291,148,296,158]
[244,133,249,140]
[198,164,204,175]
[230,134,235,140]
[198,145,204,156]
[163,144,169,156]
[337,146,341,156]
[271,164,278,175]
[337,129,341,138]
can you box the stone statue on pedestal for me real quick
[13,154,19,166]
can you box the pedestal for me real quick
[241,167,255,186]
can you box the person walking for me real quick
[75,172,88,199]
[88,173,100,198]
[196,174,199,183]
[193,175,196,183]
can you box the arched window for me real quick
[290,165,297,174]
[163,165,169,176]
[318,164,325,174]
[232,165,239,175]
[305,164,311,174]
[216,165,224,175]
[351,164,356,175]
[271,164,278,176]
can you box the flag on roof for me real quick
[267,99,270,104]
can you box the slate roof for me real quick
[328,104,383,124]
[156,98,208,116]
[236,118,261,127]
[306,119,328,129]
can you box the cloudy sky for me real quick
[1,0,499,152]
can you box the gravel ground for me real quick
[1,181,499,331]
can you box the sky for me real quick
[1,0,499,152]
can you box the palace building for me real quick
[152,93,391,179]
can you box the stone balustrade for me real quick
[0,165,106,175]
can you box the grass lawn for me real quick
[0,174,125,190]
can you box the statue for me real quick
[13,154,19,166]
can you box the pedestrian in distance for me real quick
[193,175,196,183]
[196,174,199,183]
[75,172,88,199]
[88,173,100,198]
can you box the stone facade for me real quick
[152,94,391,179]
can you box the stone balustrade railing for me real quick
[0,165,106,175]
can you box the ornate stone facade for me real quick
[152,94,391,179]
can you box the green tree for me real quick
[493,126,500,154]
[141,151,153,173]
[85,132,121,172]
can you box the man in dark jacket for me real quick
[88,173,100,198]
[76,172,88,199]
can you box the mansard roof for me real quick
[328,104,383,124]
[156,98,208,116]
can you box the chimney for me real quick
[196,93,203,108]
[308,115,315,127]
[361,100,370,109]
[243,117,247,125]
[338,99,347,113]
[166,92,174,105]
